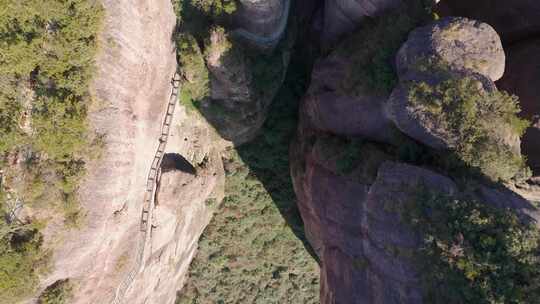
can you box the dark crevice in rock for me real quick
[160,153,196,175]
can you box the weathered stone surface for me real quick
[396,17,505,81]
[301,55,394,143]
[322,0,403,46]
[436,0,540,43]
[498,39,540,175]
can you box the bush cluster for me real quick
[0,0,103,216]
[335,1,433,96]
[0,0,102,300]
[408,76,530,181]
[37,279,73,304]
[408,188,540,303]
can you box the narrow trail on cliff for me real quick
[111,72,181,304]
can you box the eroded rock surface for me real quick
[396,17,505,81]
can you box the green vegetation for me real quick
[336,2,433,95]
[37,279,73,304]
[0,0,103,217]
[408,188,540,303]
[178,44,319,303]
[408,76,530,182]
[0,189,49,303]
[0,0,102,301]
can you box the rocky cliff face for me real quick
[35,1,225,303]
[292,10,540,303]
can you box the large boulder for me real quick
[498,39,540,175]
[290,136,459,303]
[292,132,540,303]
[436,0,540,43]
[396,17,505,81]
[322,0,403,46]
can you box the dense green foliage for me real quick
[336,2,433,95]
[408,76,530,182]
[0,0,103,216]
[0,189,49,303]
[177,33,210,109]
[37,279,73,304]
[178,47,319,303]
[0,0,102,301]
[408,188,540,303]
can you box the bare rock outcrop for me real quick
[396,17,505,81]
[436,0,540,43]
[122,107,226,304]
[322,0,403,46]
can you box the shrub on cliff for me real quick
[408,188,540,303]
[177,33,210,109]
[407,76,530,181]
[336,2,433,96]
[0,195,50,303]
[37,279,73,304]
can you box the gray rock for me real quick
[396,17,505,81]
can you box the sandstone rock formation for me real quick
[396,17,505,81]
[34,1,225,303]
[292,12,539,303]
[322,0,403,45]
[436,0,540,43]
